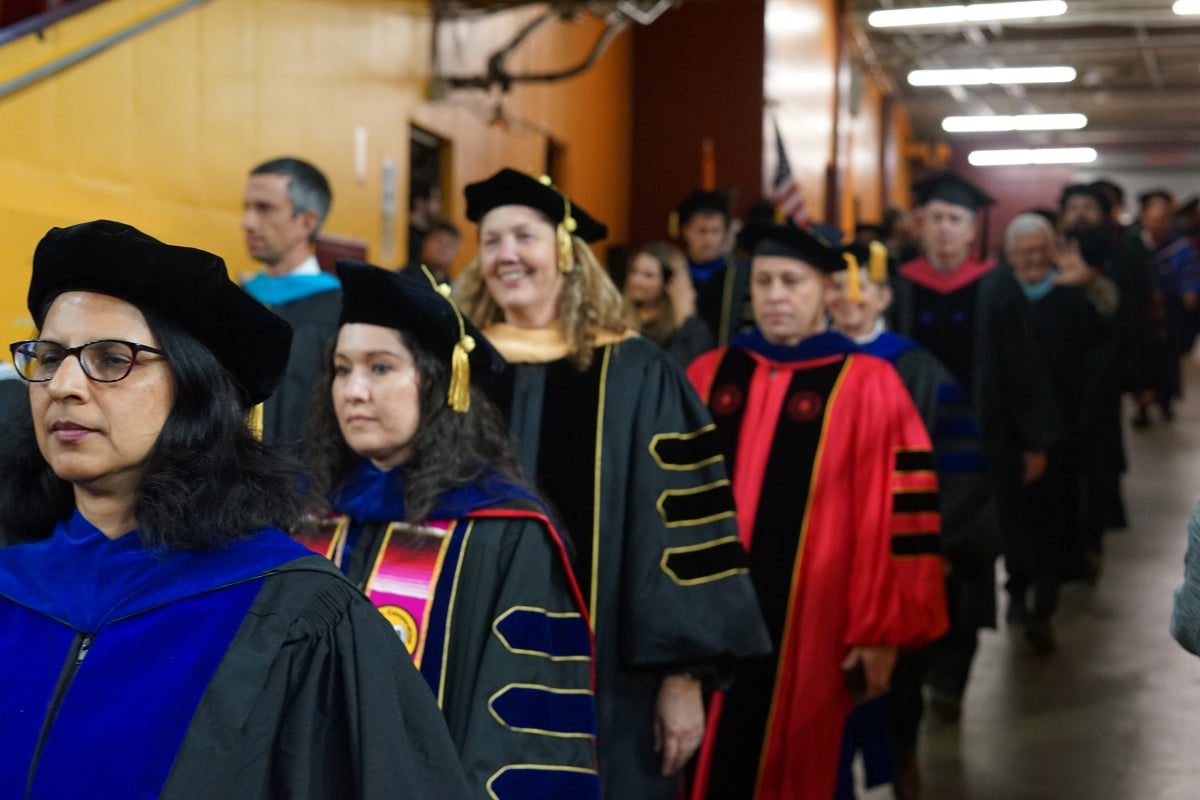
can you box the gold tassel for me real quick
[246,403,263,440]
[426,266,474,414]
[557,222,575,274]
[448,334,475,413]
[668,210,679,239]
[843,253,862,304]
[869,241,889,284]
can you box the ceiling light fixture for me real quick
[942,113,1088,132]
[869,0,1067,28]
[1174,0,1200,14]
[908,66,1076,86]
[968,147,1097,166]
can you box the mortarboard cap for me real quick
[912,172,995,211]
[737,221,844,274]
[1180,195,1200,215]
[336,260,505,413]
[464,168,607,243]
[29,219,292,407]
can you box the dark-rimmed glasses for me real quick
[9,339,168,383]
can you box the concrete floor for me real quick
[920,360,1200,800]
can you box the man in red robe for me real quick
[686,222,949,800]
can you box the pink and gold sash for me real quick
[296,515,454,664]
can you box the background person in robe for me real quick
[1005,214,1124,650]
[0,220,471,799]
[686,222,948,800]
[623,240,714,366]
[454,168,770,800]
[404,217,462,284]
[827,241,996,799]
[241,156,341,450]
[300,260,600,797]
[675,189,754,345]
[889,172,1058,723]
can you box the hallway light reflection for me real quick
[869,1,1067,28]
[968,147,1098,166]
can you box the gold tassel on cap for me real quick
[668,210,679,239]
[843,252,862,304]
[246,403,264,440]
[869,241,889,284]
[449,332,475,413]
[540,175,577,274]
[423,266,474,413]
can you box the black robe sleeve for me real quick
[163,558,473,799]
[437,514,599,796]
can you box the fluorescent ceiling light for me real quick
[968,147,1098,166]
[942,113,1088,132]
[869,1,1067,28]
[1174,0,1200,14]
[908,66,1076,86]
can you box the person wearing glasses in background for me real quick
[0,221,471,799]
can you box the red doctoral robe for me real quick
[686,331,949,800]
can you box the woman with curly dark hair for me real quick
[299,260,599,798]
[0,220,470,799]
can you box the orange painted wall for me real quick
[0,0,632,344]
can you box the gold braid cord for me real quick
[420,265,475,413]
[539,174,578,274]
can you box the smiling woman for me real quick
[0,221,472,799]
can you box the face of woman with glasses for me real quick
[26,291,174,498]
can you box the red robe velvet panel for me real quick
[686,345,949,800]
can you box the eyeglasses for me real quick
[9,339,167,383]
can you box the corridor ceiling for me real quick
[850,0,1200,169]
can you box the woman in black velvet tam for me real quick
[0,220,471,799]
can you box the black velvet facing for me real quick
[892,533,941,557]
[650,427,724,470]
[534,355,605,606]
[662,539,749,583]
[702,347,848,798]
[895,450,936,473]
[659,483,736,527]
[893,491,941,514]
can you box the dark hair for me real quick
[306,327,528,524]
[427,218,461,239]
[0,306,306,549]
[250,157,332,237]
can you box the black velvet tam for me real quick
[464,168,607,243]
[336,260,505,377]
[29,219,292,407]
[737,221,845,274]
[912,171,996,211]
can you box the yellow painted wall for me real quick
[0,0,632,344]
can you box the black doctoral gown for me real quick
[0,511,472,799]
[261,288,341,449]
[480,329,772,800]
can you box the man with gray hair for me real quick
[241,156,341,449]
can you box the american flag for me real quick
[771,122,809,228]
